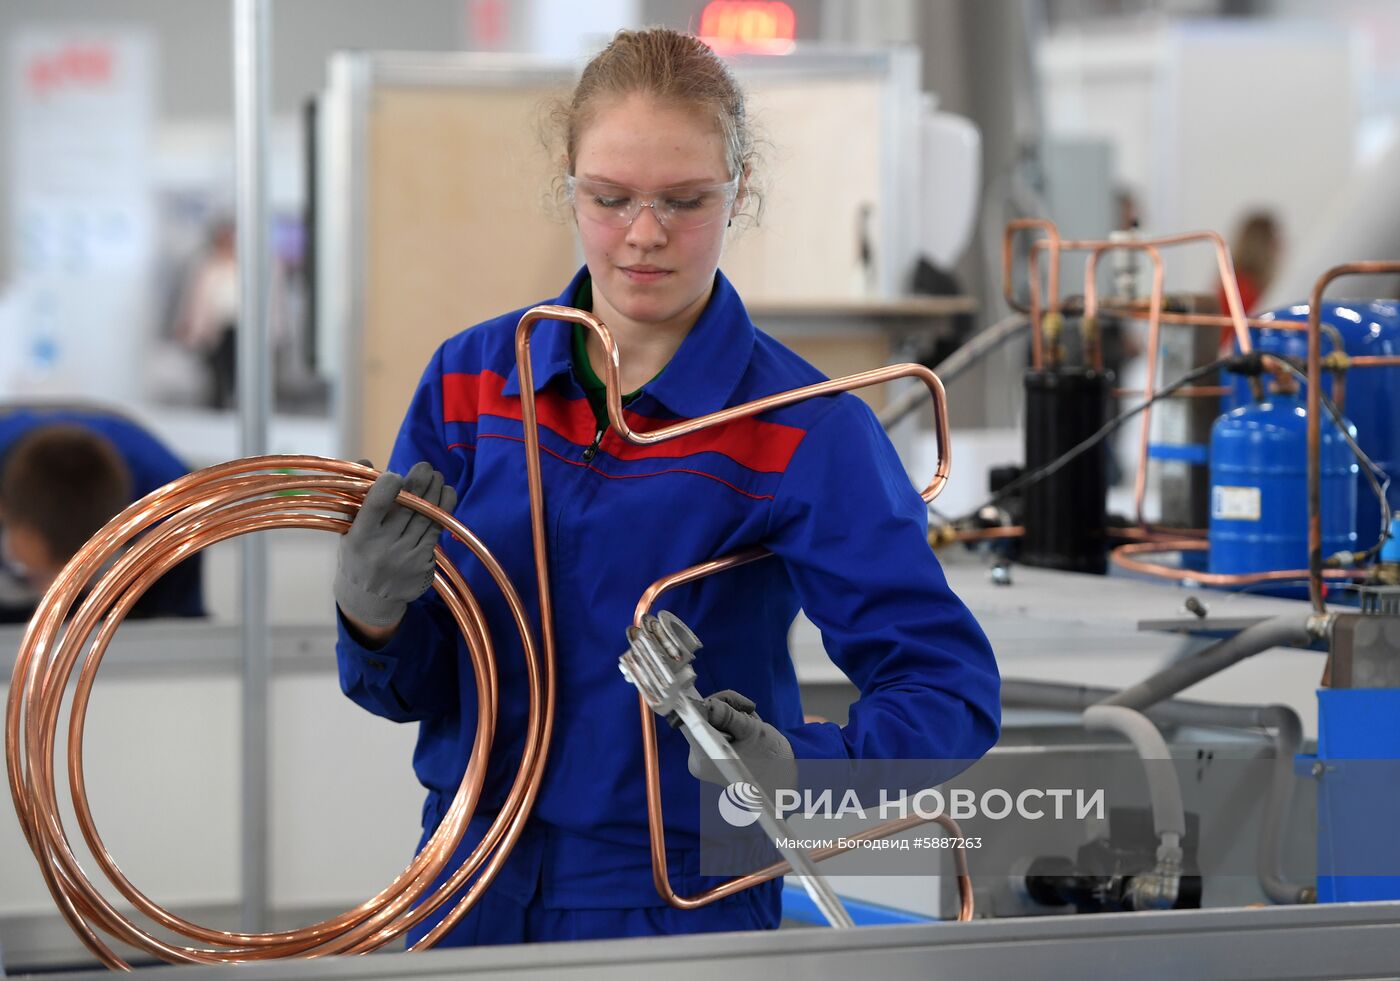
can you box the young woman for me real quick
[334,27,999,946]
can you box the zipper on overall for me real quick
[582,427,605,462]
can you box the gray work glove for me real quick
[687,689,797,792]
[334,460,456,628]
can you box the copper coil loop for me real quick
[6,457,551,968]
[8,305,975,970]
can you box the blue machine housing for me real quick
[1311,689,1400,902]
[1209,395,1357,577]
[1227,300,1400,553]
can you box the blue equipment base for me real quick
[781,882,934,926]
[1313,688,1400,902]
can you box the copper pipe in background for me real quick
[1002,219,1062,317]
[1110,524,1209,543]
[1003,219,1061,369]
[1019,226,1269,529]
[1304,262,1400,614]
[1028,244,1047,369]
[1128,246,1166,529]
[927,522,1210,548]
[937,526,1026,546]
[1094,304,1287,333]
[1112,386,1231,399]
[1012,224,1255,373]
[1054,230,1254,357]
[1110,540,1365,588]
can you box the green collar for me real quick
[569,277,651,403]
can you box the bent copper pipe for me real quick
[1003,219,1061,369]
[1003,218,1061,317]
[1095,304,1288,333]
[1012,223,1255,374]
[1110,540,1364,587]
[1085,242,1166,529]
[943,526,1025,545]
[634,567,975,921]
[1110,524,1208,543]
[1305,262,1400,614]
[605,346,973,922]
[1112,386,1231,399]
[1063,229,1254,357]
[1024,228,1263,527]
[526,305,952,503]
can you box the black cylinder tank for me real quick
[1022,368,1110,574]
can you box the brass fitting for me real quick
[1043,312,1065,368]
[928,524,959,549]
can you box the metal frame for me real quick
[233,0,273,935]
[46,901,1400,981]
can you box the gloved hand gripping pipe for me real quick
[7,305,974,969]
[620,611,853,928]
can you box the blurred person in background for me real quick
[1216,210,1282,338]
[174,218,289,410]
[0,408,204,622]
[175,218,240,409]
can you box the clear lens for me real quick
[567,176,738,230]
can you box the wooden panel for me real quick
[361,85,576,464]
[721,76,885,304]
[355,69,893,460]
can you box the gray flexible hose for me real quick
[879,314,1030,430]
[1003,679,1312,904]
[1081,704,1187,842]
[1100,615,1315,712]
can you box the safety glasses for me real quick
[565,175,740,231]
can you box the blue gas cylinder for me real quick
[1227,300,1400,552]
[1209,395,1358,576]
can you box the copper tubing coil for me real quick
[1110,539,1366,588]
[7,459,545,966]
[7,306,973,968]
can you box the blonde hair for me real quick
[544,27,763,222]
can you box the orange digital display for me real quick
[699,1,797,55]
